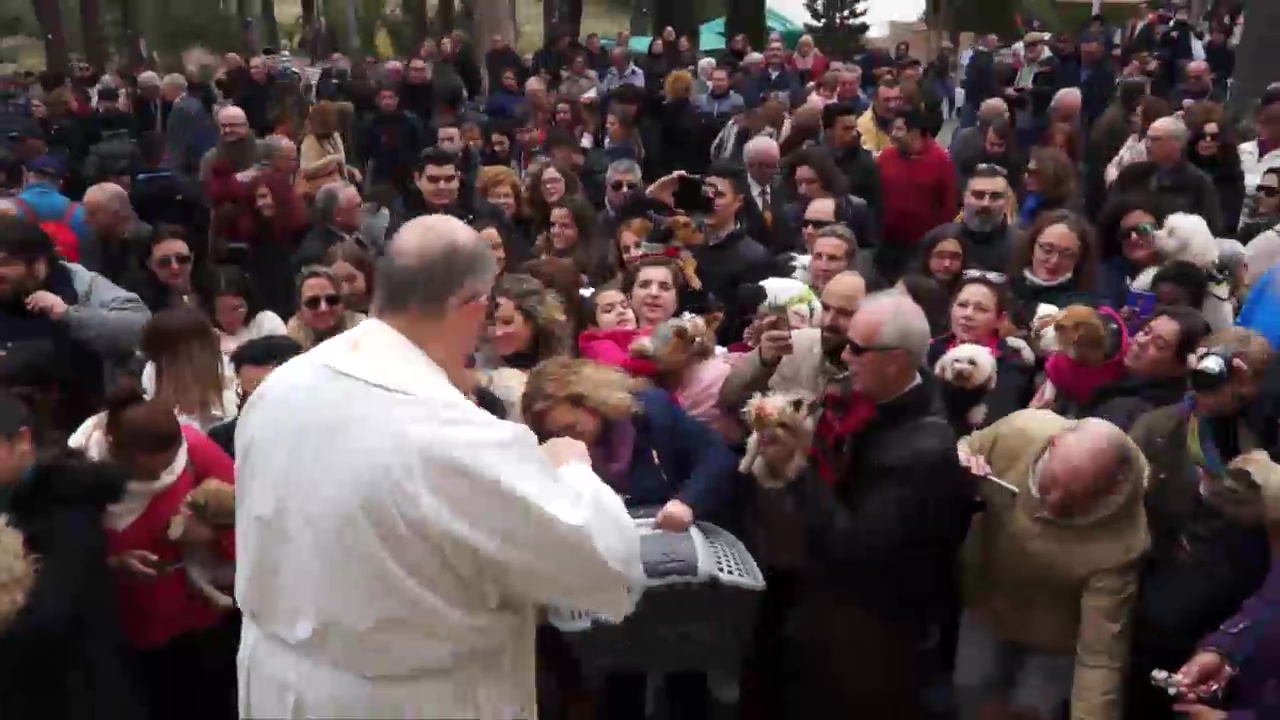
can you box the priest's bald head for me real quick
[374,215,497,383]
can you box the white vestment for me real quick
[234,318,643,719]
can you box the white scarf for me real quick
[67,413,189,531]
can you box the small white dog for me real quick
[933,343,999,427]
[1031,303,1061,353]
[1131,212,1221,291]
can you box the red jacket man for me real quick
[877,108,957,278]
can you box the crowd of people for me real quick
[0,1,1278,718]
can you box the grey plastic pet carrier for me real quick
[546,516,766,675]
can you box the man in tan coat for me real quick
[955,409,1150,720]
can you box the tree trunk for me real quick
[473,0,513,90]
[119,0,147,69]
[566,0,582,39]
[262,0,280,49]
[405,0,428,48]
[543,0,557,48]
[1230,4,1280,118]
[301,0,317,28]
[32,0,69,72]
[343,0,358,54]
[437,0,455,34]
[79,0,108,69]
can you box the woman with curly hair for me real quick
[475,164,534,256]
[480,274,573,420]
[535,195,611,284]
[1019,147,1078,227]
[524,160,582,236]
[522,356,736,719]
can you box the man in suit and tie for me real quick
[743,135,789,253]
[132,71,166,136]
[161,73,217,181]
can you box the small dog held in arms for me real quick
[0,515,34,632]
[933,343,999,427]
[1034,305,1129,408]
[739,392,817,488]
[168,478,236,610]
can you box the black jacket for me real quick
[690,227,783,345]
[1072,372,1188,432]
[927,336,1036,435]
[0,454,143,720]
[1113,160,1224,235]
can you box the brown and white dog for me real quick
[739,392,817,488]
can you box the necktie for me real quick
[760,185,770,209]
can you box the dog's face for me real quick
[743,392,813,432]
[648,314,712,370]
[187,479,236,527]
[1052,306,1106,365]
[934,343,997,390]
[1155,212,1218,269]
[667,215,705,248]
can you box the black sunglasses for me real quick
[610,180,638,192]
[846,339,898,356]
[302,293,342,311]
[803,218,837,230]
[1201,132,1220,141]
[155,253,192,269]
[1257,186,1280,198]
[1124,221,1157,237]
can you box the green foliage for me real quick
[803,0,868,55]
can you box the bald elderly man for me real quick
[956,410,1149,720]
[235,215,641,719]
[79,183,152,291]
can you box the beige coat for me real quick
[960,409,1150,720]
[299,132,348,171]
[716,327,829,414]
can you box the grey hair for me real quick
[313,182,350,224]
[813,223,857,251]
[258,135,295,162]
[743,135,780,163]
[605,158,642,183]
[861,289,931,366]
[137,71,161,88]
[1050,87,1081,108]
[161,73,188,92]
[1149,116,1190,144]
[374,215,497,317]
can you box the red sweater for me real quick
[106,426,235,650]
[877,139,958,247]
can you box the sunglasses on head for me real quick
[155,253,192,269]
[302,293,342,311]
[962,269,1007,284]
[974,163,1009,177]
[610,180,638,192]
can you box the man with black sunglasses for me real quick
[598,158,642,239]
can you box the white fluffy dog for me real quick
[1031,303,1061,354]
[1131,212,1221,291]
[933,343,999,427]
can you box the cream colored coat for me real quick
[960,409,1150,720]
[235,319,643,719]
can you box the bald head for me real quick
[823,271,866,302]
[978,98,1010,125]
[217,105,249,139]
[1039,418,1134,519]
[375,215,497,317]
[83,182,133,237]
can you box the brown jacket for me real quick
[961,409,1150,720]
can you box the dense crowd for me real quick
[0,1,1277,718]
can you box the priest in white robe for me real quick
[234,214,643,719]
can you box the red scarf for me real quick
[809,388,876,486]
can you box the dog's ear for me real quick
[788,397,807,415]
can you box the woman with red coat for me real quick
[247,170,308,318]
[68,386,238,720]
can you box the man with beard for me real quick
[199,105,258,184]
[719,270,866,414]
[0,215,149,432]
[917,165,1015,272]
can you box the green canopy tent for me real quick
[611,7,806,52]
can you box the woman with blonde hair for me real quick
[475,164,533,251]
[299,100,361,184]
[660,69,706,175]
[522,356,735,718]
[140,307,239,431]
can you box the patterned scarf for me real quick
[809,380,876,486]
[1182,392,1261,521]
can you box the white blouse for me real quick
[218,310,288,355]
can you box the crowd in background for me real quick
[0,0,1279,718]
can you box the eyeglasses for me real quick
[1257,186,1280,198]
[155,253,192,269]
[962,269,1007,284]
[1035,241,1080,261]
[803,218,837,230]
[302,293,342,311]
[610,180,638,192]
[846,339,898,356]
